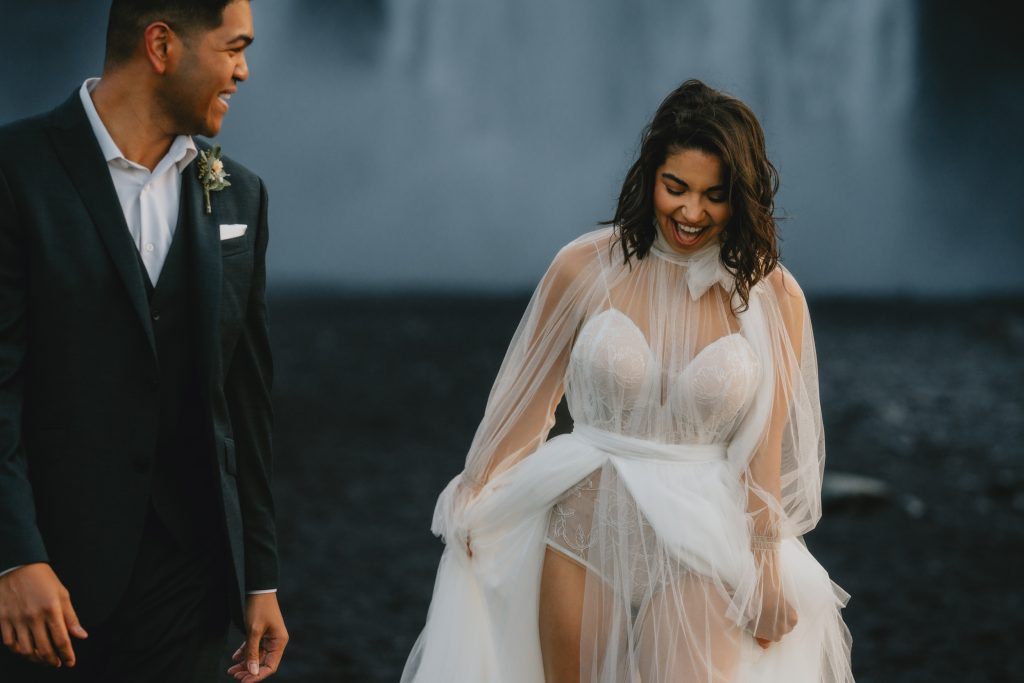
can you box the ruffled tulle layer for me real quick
[403,429,852,682]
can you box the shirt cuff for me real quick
[246,588,277,595]
[0,565,25,579]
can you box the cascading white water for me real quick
[232,0,931,292]
[3,0,1021,293]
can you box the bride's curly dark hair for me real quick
[605,79,780,313]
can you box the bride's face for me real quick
[652,148,732,254]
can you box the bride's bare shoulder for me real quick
[761,264,810,343]
[764,264,805,305]
[552,226,616,270]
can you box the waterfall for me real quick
[3,0,1020,293]
[245,0,923,291]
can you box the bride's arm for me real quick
[432,232,607,545]
[741,267,822,645]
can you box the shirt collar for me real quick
[79,78,198,174]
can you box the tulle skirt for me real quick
[402,427,853,682]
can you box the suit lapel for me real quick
[181,151,222,386]
[47,94,157,358]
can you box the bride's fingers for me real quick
[756,637,771,649]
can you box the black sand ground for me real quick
[246,293,1024,683]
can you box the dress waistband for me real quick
[572,424,727,464]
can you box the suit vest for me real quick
[136,226,221,551]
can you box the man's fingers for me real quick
[245,631,263,676]
[12,622,32,657]
[250,638,287,681]
[61,595,88,641]
[262,645,284,675]
[1,620,14,650]
[239,639,285,682]
[14,621,47,663]
[30,618,60,667]
[46,611,76,667]
[229,641,284,681]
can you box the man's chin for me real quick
[199,120,223,138]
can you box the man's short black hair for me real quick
[105,0,239,66]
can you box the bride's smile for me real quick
[653,147,732,253]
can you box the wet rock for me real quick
[987,469,1023,501]
[822,472,890,513]
[899,493,927,519]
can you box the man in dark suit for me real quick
[0,1,288,680]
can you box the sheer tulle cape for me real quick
[404,227,853,682]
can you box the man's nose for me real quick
[235,55,250,82]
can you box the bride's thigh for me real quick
[539,546,587,683]
[636,571,743,683]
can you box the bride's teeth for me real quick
[675,222,703,234]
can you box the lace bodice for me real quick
[448,226,825,544]
[566,307,761,443]
[418,226,842,683]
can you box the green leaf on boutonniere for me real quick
[197,145,231,214]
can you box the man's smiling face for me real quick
[159,0,253,137]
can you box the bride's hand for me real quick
[454,477,484,558]
[750,588,798,648]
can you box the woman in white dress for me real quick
[402,80,853,683]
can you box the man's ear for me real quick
[142,21,177,75]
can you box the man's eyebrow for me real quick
[228,34,254,47]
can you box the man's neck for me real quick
[90,72,178,172]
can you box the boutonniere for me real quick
[198,145,231,214]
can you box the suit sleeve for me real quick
[0,167,49,572]
[223,178,278,592]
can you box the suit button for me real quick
[151,309,161,321]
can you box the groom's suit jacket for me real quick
[0,92,278,626]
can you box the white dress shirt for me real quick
[79,78,197,284]
[1,80,274,595]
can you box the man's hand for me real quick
[227,592,288,682]
[0,563,88,668]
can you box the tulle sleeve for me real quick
[726,266,827,640]
[431,230,609,543]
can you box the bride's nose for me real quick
[677,203,705,225]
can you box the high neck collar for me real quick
[649,227,733,300]
[650,226,721,265]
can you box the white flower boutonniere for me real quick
[198,145,231,214]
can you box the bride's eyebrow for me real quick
[661,173,724,191]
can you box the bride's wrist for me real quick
[750,534,780,550]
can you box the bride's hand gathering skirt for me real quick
[402,427,852,683]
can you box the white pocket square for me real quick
[219,224,247,240]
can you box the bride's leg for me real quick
[636,571,742,683]
[539,546,587,683]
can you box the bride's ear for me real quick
[142,21,175,75]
